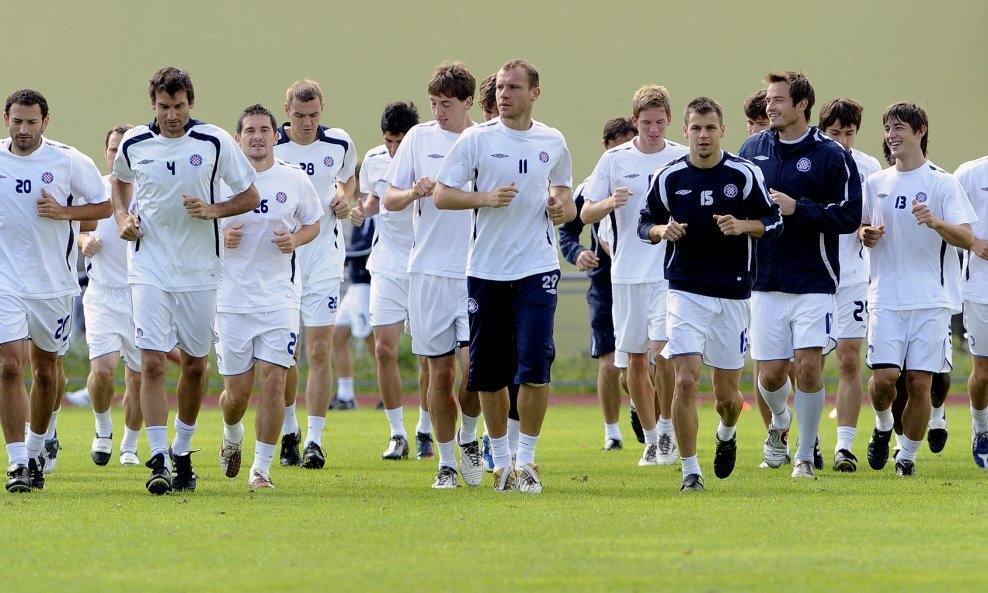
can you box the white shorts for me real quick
[0,293,73,354]
[131,285,216,358]
[964,300,988,357]
[613,348,654,369]
[336,283,372,339]
[835,281,868,340]
[663,290,750,370]
[867,307,951,373]
[300,281,340,328]
[613,281,668,354]
[83,284,141,371]
[370,272,409,327]
[750,291,836,361]
[408,273,469,357]
[215,309,300,375]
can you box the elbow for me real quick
[433,187,450,210]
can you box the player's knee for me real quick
[90,364,115,387]
[181,356,208,379]
[674,373,698,397]
[838,354,860,378]
[375,340,398,363]
[905,372,931,397]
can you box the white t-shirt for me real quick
[838,149,882,286]
[436,118,573,281]
[218,161,322,313]
[863,160,976,310]
[274,125,356,287]
[0,137,106,298]
[386,121,473,279]
[362,145,412,279]
[85,176,130,289]
[584,138,688,284]
[112,120,257,292]
[956,156,988,304]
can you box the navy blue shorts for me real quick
[587,279,614,358]
[466,271,558,392]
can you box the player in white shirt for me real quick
[110,67,260,495]
[818,98,882,472]
[384,62,483,489]
[273,80,354,470]
[580,85,688,467]
[2,90,110,493]
[860,101,974,477]
[435,59,575,494]
[955,156,988,469]
[216,104,322,490]
[78,124,145,468]
[348,102,434,461]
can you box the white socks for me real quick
[306,415,326,447]
[337,377,355,402]
[716,421,736,442]
[507,418,521,455]
[490,435,511,470]
[836,426,856,453]
[146,425,168,461]
[516,432,539,466]
[282,403,299,435]
[437,440,457,469]
[794,388,825,463]
[875,406,894,432]
[94,410,113,439]
[604,422,622,441]
[121,426,141,454]
[6,442,26,467]
[252,441,276,476]
[46,407,60,439]
[171,418,197,456]
[681,455,701,477]
[385,406,406,437]
[972,405,988,433]
[224,421,245,445]
[758,377,792,428]
[459,413,480,444]
[415,408,432,435]
[25,430,46,460]
[898,435,921,463]
[643,427,659,446]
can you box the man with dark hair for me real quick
[743,90,770,135]
[435,58,575,494]
[110,66,260,495]
[559,117,636,451]
[640,96,782,491]
[274,79,355,470]
[817,97,882,471]
[479,73,498,121]
[217,103,322,490]
[860,101,974,477]
[2,89,110,493]
[739,71,862,479]
[383,61,484,489]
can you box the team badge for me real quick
[867,344,874,355]
[136,328,144,338]
[539,151,550,163]
[41,172,54,184]
[467,298,479,314]
[723,184,738,198]
[323,156,334,167]
[970,334,977,348]
[276,192,288,203]
[796,158,811,172]
[915,192,928,203]
[189,154,203,167]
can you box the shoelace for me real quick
[462,443,482,465]
[658,434,673,454]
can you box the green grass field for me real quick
[4,404,985,592]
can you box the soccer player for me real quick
[860,101,974,476]
[956,155,988,469]
[639,96,782,491]
[217,104,322,490]
[349,102,433,461]
[739,71,861,479]
[581,85,688,466]
[744,90,771,135]
[2,89,109,493]
[818,98,882,471]
[559,116,637,450]
[273,80,354,470]
[111,67,260,494]
[79,123,145,467]
[478,73,498,122]
[435,58,575,494]
[384,62,484,489]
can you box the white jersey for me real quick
[584,137,688,284]
[436,118,573,281]
[0,137,106,298]
[838,149,882,286]
[863,160,976,311]
[274,125,356,287]
[85,177,130,289]
[218,160,322,314]
[957,157,988,305]
[363,145,412,279]
[112,119,257,292]
[387,121,473,279]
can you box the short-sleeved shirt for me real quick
[436,118,573,281]
[85,177,130,289]
[0,137,106,298]
[113,119,257,292]
[838,149,882,286]
[957,157,988,304]
[362,145,412,279]
[218,160,322,313]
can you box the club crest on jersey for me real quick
[915,191,928,203]
[41,172,54,184]
[467,298,479,314]
[323,156,334,167]
[539,151,550,164]
[723,184,738,198]
[276,192,288,203]
[970,334,977,348]
[867,344,874,355]
[136,328,144,338]
[491,153,510,158]
[796,158,812,172]
[189,154,203,167]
